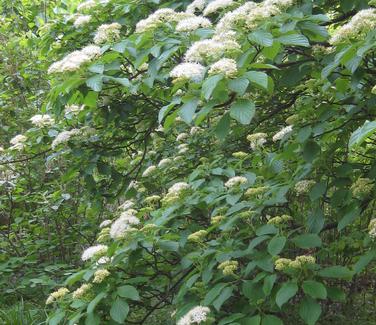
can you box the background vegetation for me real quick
[0,0,376,324]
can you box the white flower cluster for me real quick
[186,0,207,14]
[65,104,85,115]
[168,182,190,195]
[208,58,237,77]
[203,0,234,16]
[330,9,376,45]
[178,143,189,154]
[158,158,172,168]
[176,133,189,141]
[225,176,248,188]
[142,165,157,177]
[52,129,81,149]
[294,180,315,195]
[177,306,210,325]
[136,8,190,33]
[110,210,140,239]
[369,219,376,239]
[272,125,293,142]
[119,200,135,210]
[94,22,121,44]
[30,114,54,127]
[170,62,206,83]
[74,15,91,28]
[72,283,92,299]
[99,219,112,228]
[93,269,110,283]
[247,132,267,150]
[185,38,239,63]
[81,244,108,261]
[48,45,101,74]
[46,287,69,305]
[176,16,212,32]
[9,134,27,151]
[77,0,97,11]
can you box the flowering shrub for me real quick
[1,0,376,324]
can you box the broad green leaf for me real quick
[292,233,322,249]
[302,281,327,299]
[215,113,231,139]
[267,236,286,256]
[242,315,261,325]
[249,30,273,47]
[213,286,233,311]
[86,75,103,92]
[354,249,376,274]
[318,266,354,280]
[228,78,249,95]
[179,98,199,124]
[275,281,298,307]
[230,99,255,125]
[117,285,140,300]
[278,34,310,47]
[299,296,321,325]
[263,274,277,295]
[110,298,129,323]
[261,315,283,325]
[87,292,107,313]
[48,311,65,325]
[349,120,376,148]
[204,283,227,305]
[202,75,223,100]
[245,71,268,89]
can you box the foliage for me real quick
[1,0,376,324]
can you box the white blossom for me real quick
[208,58,237,77]
[142,165,157,177]
[93,269,110,283]
[176,133,189,141]
[72,283,92,299]
[176,16,212,32]
[168,182,190,196]
[369,218,376,239]
[247,132,267,150]
[186,0,207,14]
[177,306,210,325]
[73,15,91,28]
[170,62,206,82]
[77,0,97,11]
[81,244,108,261]
[65,104,85,115]
[99,219,112,228]
[46,288,69,305]
[119,200,135,211]
[294,180,315,195]
[110,211,140,239]
[272,125,293,142]
[204,0,234,16]
[330,9,376,44]
[10,134,27,146]
[225,176,248,188]
[94,23,121,44]
[30,114,54,127]
[190,126,202,135]
[158,158,172,168]
[48,45,101,74]
[136,8,186,33]
[52,129,80,149]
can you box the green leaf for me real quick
[327,287,346,302]
[117,285,140,300]
[202,75,223,100]
[87,292,107,313]
[86,75,103,92]
[48,311,65,325]
[245,71,268,90]
[337,204,360,231]
[354,249,376,274]
[261,315,283,325]
[309,182,326,201]
[275,281,298,307]
[179,98,199,124]
[215,113,231,139]
[228,78,249,95]
[349,120,376,148]
[204,283,227,305]
[110,298,129,323]
[263,274,277,295]
[292,233,322,248]
[249,30,273,47]
[213,286,233,311]
[243,315,261,325]
[303,140,321,162]
[230,99,255,125]
[256,224,278,236]
[88,63,104,74]
[299,296,321,325]
[85,313,100,325]
[302,281,327,299]
[278,34,310,47]
[318,266,354,280]
[267,236,286,256]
